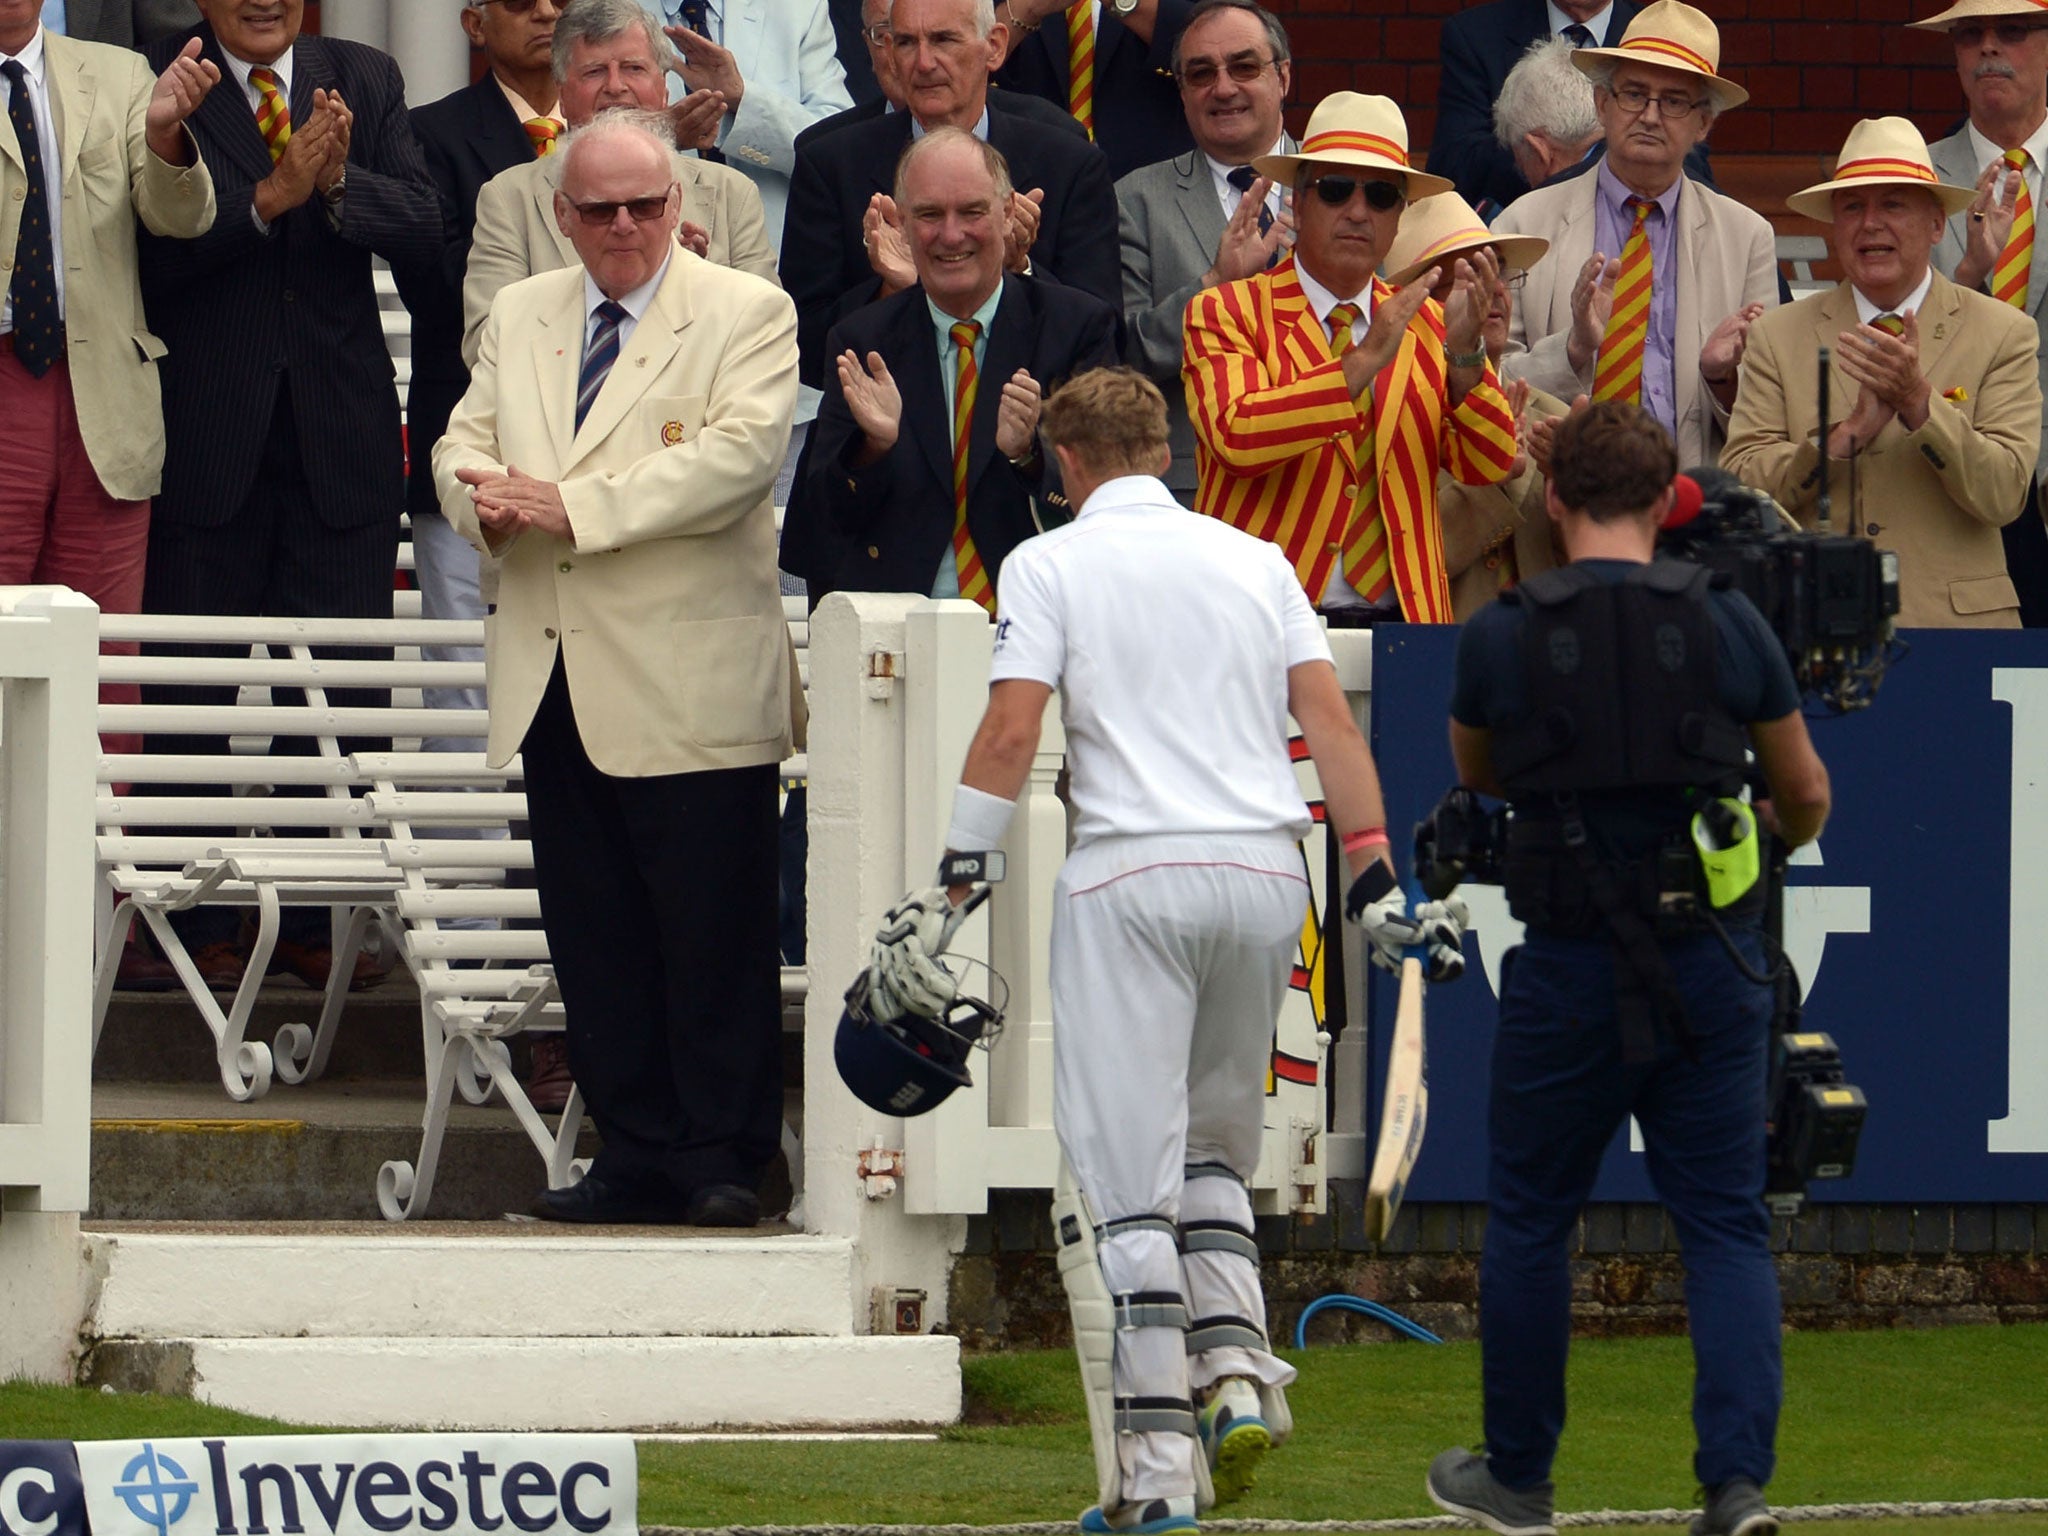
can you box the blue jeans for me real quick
[1480,929,1781,1491]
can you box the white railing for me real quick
[800,594,1373,1328]
[0,588,99,1214]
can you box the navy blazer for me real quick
[782,105,1121,390]
[793,84,1090,156]
[787,273,1119,602]
[140,26,441,533]
[391,75,541,520]
[993,0,1195,183]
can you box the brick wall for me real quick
[1262,2,1965,164]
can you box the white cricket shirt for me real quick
[989,474,1333,847]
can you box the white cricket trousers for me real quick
[1052,832,1308,1500]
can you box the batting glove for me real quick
[869,886,971,1022]
[1344,862,1424,974]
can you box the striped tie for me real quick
[525,118,560,158]
[1871,313,1905,338]
[251,66,292,164]
[950,321,995,613]
[1065,1,1096,139]
[1592,197,1656,404]
[1,60,60,378]
[1330,302,1390,604]
[1994,147,2034,309]
[575,300,629,434]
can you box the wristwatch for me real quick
[1109,0,1139,12]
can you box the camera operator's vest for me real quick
[1490,560,1754,1058]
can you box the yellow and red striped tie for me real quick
[950,321,995,613]
[525,118,561,158]
[1065,1,1096,139]
[1871,313,1905,338]
[251,67,292,163]
[1994,148,2034,308]
[1330,302,1390,604]
[1592,197,1656,404]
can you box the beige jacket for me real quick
[1722,271,2041,629]
[2,32,213,501]
[461,148,778,369]
[1494,167,1777,470]
[434,248,800,773]
[1441,385,1567,620]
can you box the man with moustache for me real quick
[1919,0,2048,623]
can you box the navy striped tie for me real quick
[3,60,61,378]
[575,300,629,434]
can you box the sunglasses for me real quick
[1176,56,1276,90]
[565,191,674,225]
[1953,21,2048,46]
[1306,174,1404,211]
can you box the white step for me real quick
[180,1335,962,1430]
[86,1231,863,1339]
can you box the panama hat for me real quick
[1785,117,1976,221]
[1380,192,1550,288]
[1570,0,1749,113]
[1910,0,2048,33]
[1251,92,1453,202]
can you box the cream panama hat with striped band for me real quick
[1785,117,1976,221]
[1380,192,1550,288]
[1569,0,1749,113]
[1251,92,1453,202]
[1909,0,2048,33]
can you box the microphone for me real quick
[1664,471,1705,530]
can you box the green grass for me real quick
[6,1326,2046,1530]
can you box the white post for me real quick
[388,4,472,107]
[0,587,102,1383]
[803,594,963,1327]
[317,0,389,53]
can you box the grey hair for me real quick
[890,0,997,40]
[1169,0,1291,73]
[552,0,677,83]
[893,124,1015,208]
[558,109,677,190]
[1494,37,1600,152]
[1579,53,1718,131]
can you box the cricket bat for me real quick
[1364,954,1429,1243]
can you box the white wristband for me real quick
[946,784,1016,855]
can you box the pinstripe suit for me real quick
[1182,256,1519,623]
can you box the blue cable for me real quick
[1293,1293,1443,1348]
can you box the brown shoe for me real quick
[115,937,181,993]
[189,940,248,992]
[266,937,381,993]
[526,1034,575,1114]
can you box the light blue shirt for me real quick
[927,283,1005,599]
[1593,157,1682,440]
[912,107,991,143]
[1546,1,1614,43]
[40,0,65,34]
[657,0,721,42]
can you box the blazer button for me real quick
[558,560,573,572]
[867,545,880,559]
[544,627,557,640]
[1865,523,1883,537]
[283,289,295,302]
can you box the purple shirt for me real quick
[1593,159,1682,438]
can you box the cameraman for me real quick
[1425,402,1829,1536]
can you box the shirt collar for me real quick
[912,106,991,141]
[0,25,47,80]
[1595,153,1683,222]
[494,75,562,130]
[928,279,1004,343]
[584,247,674,327]
[1295,260,1373,329]
[1076,474,1182,519]
[1548,2,1615,42]
[1851,267,1933,328]
[1965,115,2048,179]
[221,43,293,99]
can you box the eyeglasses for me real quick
[1306,174,1404,211]
[1502,269,1529,291]
[1953,21,2048,46]
[471,0,554,14]
[862,22,889,44]
[1607,84,1708,120]
[1175,56,1276,90]
[565,189,675,225]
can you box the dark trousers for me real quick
[2004,480,2048,629]
[1480,929,1782,1491]
[520,658,783,1197]
[141,385,399,946]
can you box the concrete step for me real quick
[97,976,426,1083]
[83,1334,962,1431]
[85,1227,860,1339]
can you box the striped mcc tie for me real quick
[1870,313,1905,338]
[525,118,561,158]
[1994,147,2033,309]
[575,300,629,434]
[1330,302,1392,605]
[1592,197,1657,405]
[950,321,995,612]
[251,66,292,164]
[1065,1,1096,139]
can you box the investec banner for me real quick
[1368,627,2048,1202]
[72,1436,635,1536]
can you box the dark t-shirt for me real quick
[1451,558,1801,860]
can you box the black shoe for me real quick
[532,1173,689,1225]
[682,1182,760,1228]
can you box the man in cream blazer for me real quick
[435,115,799,1227]
[1725,118,2041,630]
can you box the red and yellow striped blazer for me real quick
[1182,257,1519,623]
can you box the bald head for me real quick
[556,114,682,300]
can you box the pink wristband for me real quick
[1342,827,1389,856]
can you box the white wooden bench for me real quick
[1777,233,1833,300]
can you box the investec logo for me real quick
[76,1436,637,1536]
